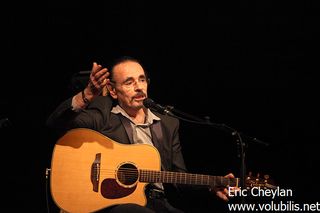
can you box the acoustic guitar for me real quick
[50,128,273,213]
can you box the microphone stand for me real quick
[164,105,269,203]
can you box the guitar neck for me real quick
[139,170,239,187]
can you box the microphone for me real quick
[143,98,173,115]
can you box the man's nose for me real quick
[134,81,144,90]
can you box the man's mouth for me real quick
[133,94,145,100]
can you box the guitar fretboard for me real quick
[139,170,238,187]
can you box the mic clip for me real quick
[164,105,174,115]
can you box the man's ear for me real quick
[107,84,117,99]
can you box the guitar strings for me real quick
[94,167,236,179]
[88,168,237,185]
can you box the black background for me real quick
[1,1,319,212]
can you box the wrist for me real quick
[81,89,90,104]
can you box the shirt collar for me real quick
[111,104,160,125]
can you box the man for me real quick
[47,56,234,212]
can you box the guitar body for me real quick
[50,128,161,213]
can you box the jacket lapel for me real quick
[118,114,134,144]
[150,121,166,170]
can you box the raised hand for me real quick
[87,62,110,97]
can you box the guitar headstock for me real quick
[245,172,277,189]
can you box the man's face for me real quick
[111,61,148,111]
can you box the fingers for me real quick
[91,62,104,76]
[89,62,109,94]
[100,73,110,86]
[212,173,235,202]
[225,173,235,178]
[216,189,229,202]
[91,63,108,82]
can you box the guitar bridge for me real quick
[91,153,101,192]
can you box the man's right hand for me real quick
[85,62,110,100]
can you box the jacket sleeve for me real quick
[46,96,113,134]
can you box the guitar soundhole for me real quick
[117,163,138,187]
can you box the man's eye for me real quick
[124,81,133,86]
